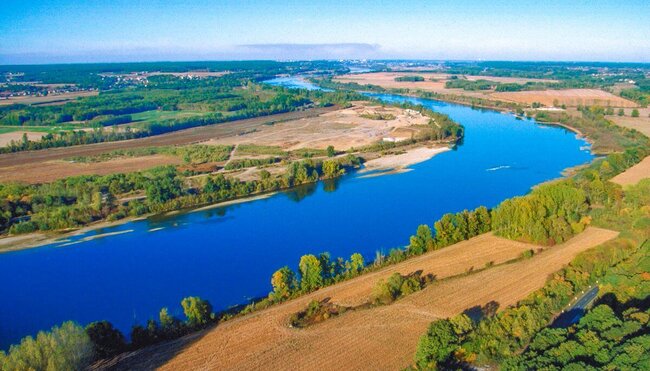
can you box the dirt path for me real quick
[96,227,617,371]
[0,107,336,169]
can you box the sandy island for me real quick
[361,146,450,175]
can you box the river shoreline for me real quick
[0,192,282,254]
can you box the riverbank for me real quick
[360,146,450,175]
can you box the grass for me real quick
[130,109,211,123]
[0,125,79,134]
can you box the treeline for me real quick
[263,206,492,309]
[395,75,425,82]
[414,237,642,369]
[3,155,363,234]
[505,299,649,369]
[0,295,217,369]
[445,78,497,91]
[412,149,650,368]
[532,105,650,154]
[492,182,590,245]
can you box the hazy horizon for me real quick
[1,0,649,64]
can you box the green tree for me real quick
[348,253,365,276]
[415,319,459,369]
[270,266,297,301]
[299,254,324,292]
[181,296,214,328]
[409,224,434,255]
[326,145,336,157]
[85,321,127,358]
[0,321,94,371]
[321,159,342,179]
[618,108,625,116]
[631,108,639,117]
[159,307,183,338]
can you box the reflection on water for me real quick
[0,91,594,348]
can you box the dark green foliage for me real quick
[415,318,461,369]
[445,79,497,91]
[85,321,127,358]
[506,303,650,370]
[395,75,425,82]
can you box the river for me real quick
[0,87,593,348]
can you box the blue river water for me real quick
[0,91,593,349]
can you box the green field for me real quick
[0,125,79,134]
[130,110,210,123]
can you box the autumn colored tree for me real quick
[270,266,297,301]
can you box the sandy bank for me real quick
[361,146,450,173]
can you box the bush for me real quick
[85,321,127,358]
[0,321,94,370]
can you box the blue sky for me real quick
[1,0,648,64]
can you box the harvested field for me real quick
[336,72,557,90]
[606,110,650,137]
[0,106,336,169]
[96,227,617,371]
[493,89,637,108]
[203,102,430,150]
[0,131,45,146]
[0,91,98,106]
[335,72,449,91]
[610,156,650,186]
[0,155,181,184]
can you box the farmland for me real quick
[333,72,639,108]
[0,106,336,169]
[492,88,637,108]
[610,156,650,186]
[96,227,617,371]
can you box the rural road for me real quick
[0,106,337,168]
[552,286,599,327]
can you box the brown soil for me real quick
[0,131,46,146]
[493,89,637,108]
[610,156,650,186]
[96,227,617,371]
[0,91,99,106]
[0,155,182,184]
[203,102,430,151]
[606,109,650,137]
[0,107,337,170]
[335,73,637,109]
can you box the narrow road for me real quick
[552,285,599,327]
[0,106,337,168]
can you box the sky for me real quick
[0,0,649,64]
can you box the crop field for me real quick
[0,91,99,106]
[606,108,650,137]
[0,130,46,147]
[129,110,210,124]
[493,89,637,108]
[97,227,617,371]
[0,155,181,184]
[610,156,650,186]
[0,106,337,170]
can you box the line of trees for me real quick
[3,155,363,235]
